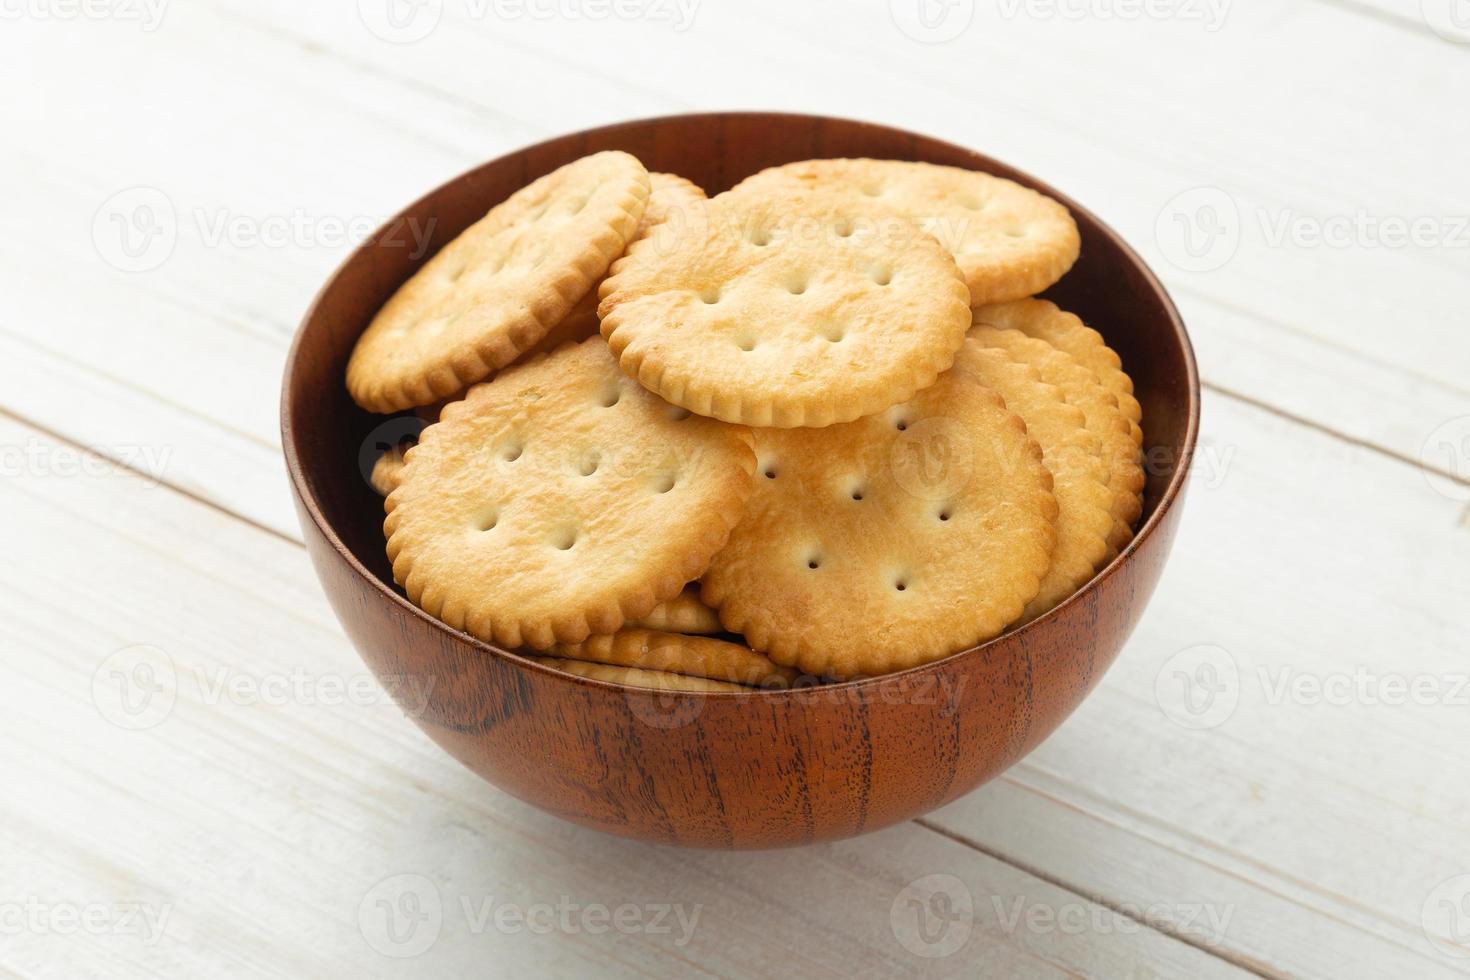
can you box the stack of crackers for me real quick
[348,151,1143,689]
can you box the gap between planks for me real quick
[1199,379,1470,490]
[915,818,1277,979]
[194,0,1469,422]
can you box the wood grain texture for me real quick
[0,415,1244,979]
[282,113,1200,849]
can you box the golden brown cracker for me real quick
[599,186,971,427]
[384,338,756,650]
[347,151,650,412]
[702,368,1057,679]
[732,158,1079,305]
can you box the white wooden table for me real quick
[3,3,1468,976]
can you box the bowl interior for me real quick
[284,112,1196,671]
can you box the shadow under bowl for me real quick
[282,112,1199,850]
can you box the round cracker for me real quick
[625,586,721,635]
[548,629,798,687]
[347,151,651,412]
[563,172,708,338]
[969,324,1144,557]
[532,657,752,692]
[952,342,1114,624]
[731,158,1080,305]
[973,299,1142,428]
[702,368,1058,679]
[598,187,972,428]
[384,338,756,650]
[410,173,709,427]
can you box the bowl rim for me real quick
[281,110,1200,700]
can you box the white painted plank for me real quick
[930,389,1470,978]
[0,417,1242,979]
[1,1,1466,532]
[209,0,1470,460]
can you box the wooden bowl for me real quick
[282,112,1199,849]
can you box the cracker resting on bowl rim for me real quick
[731,158,1080,305]
[598,187,972,428]
[384,338,755,650]
[346,150,651,413]
[702,367,1058,679]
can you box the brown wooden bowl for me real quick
[282,112,1199,849]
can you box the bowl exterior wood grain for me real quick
[283,113,1199,849]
